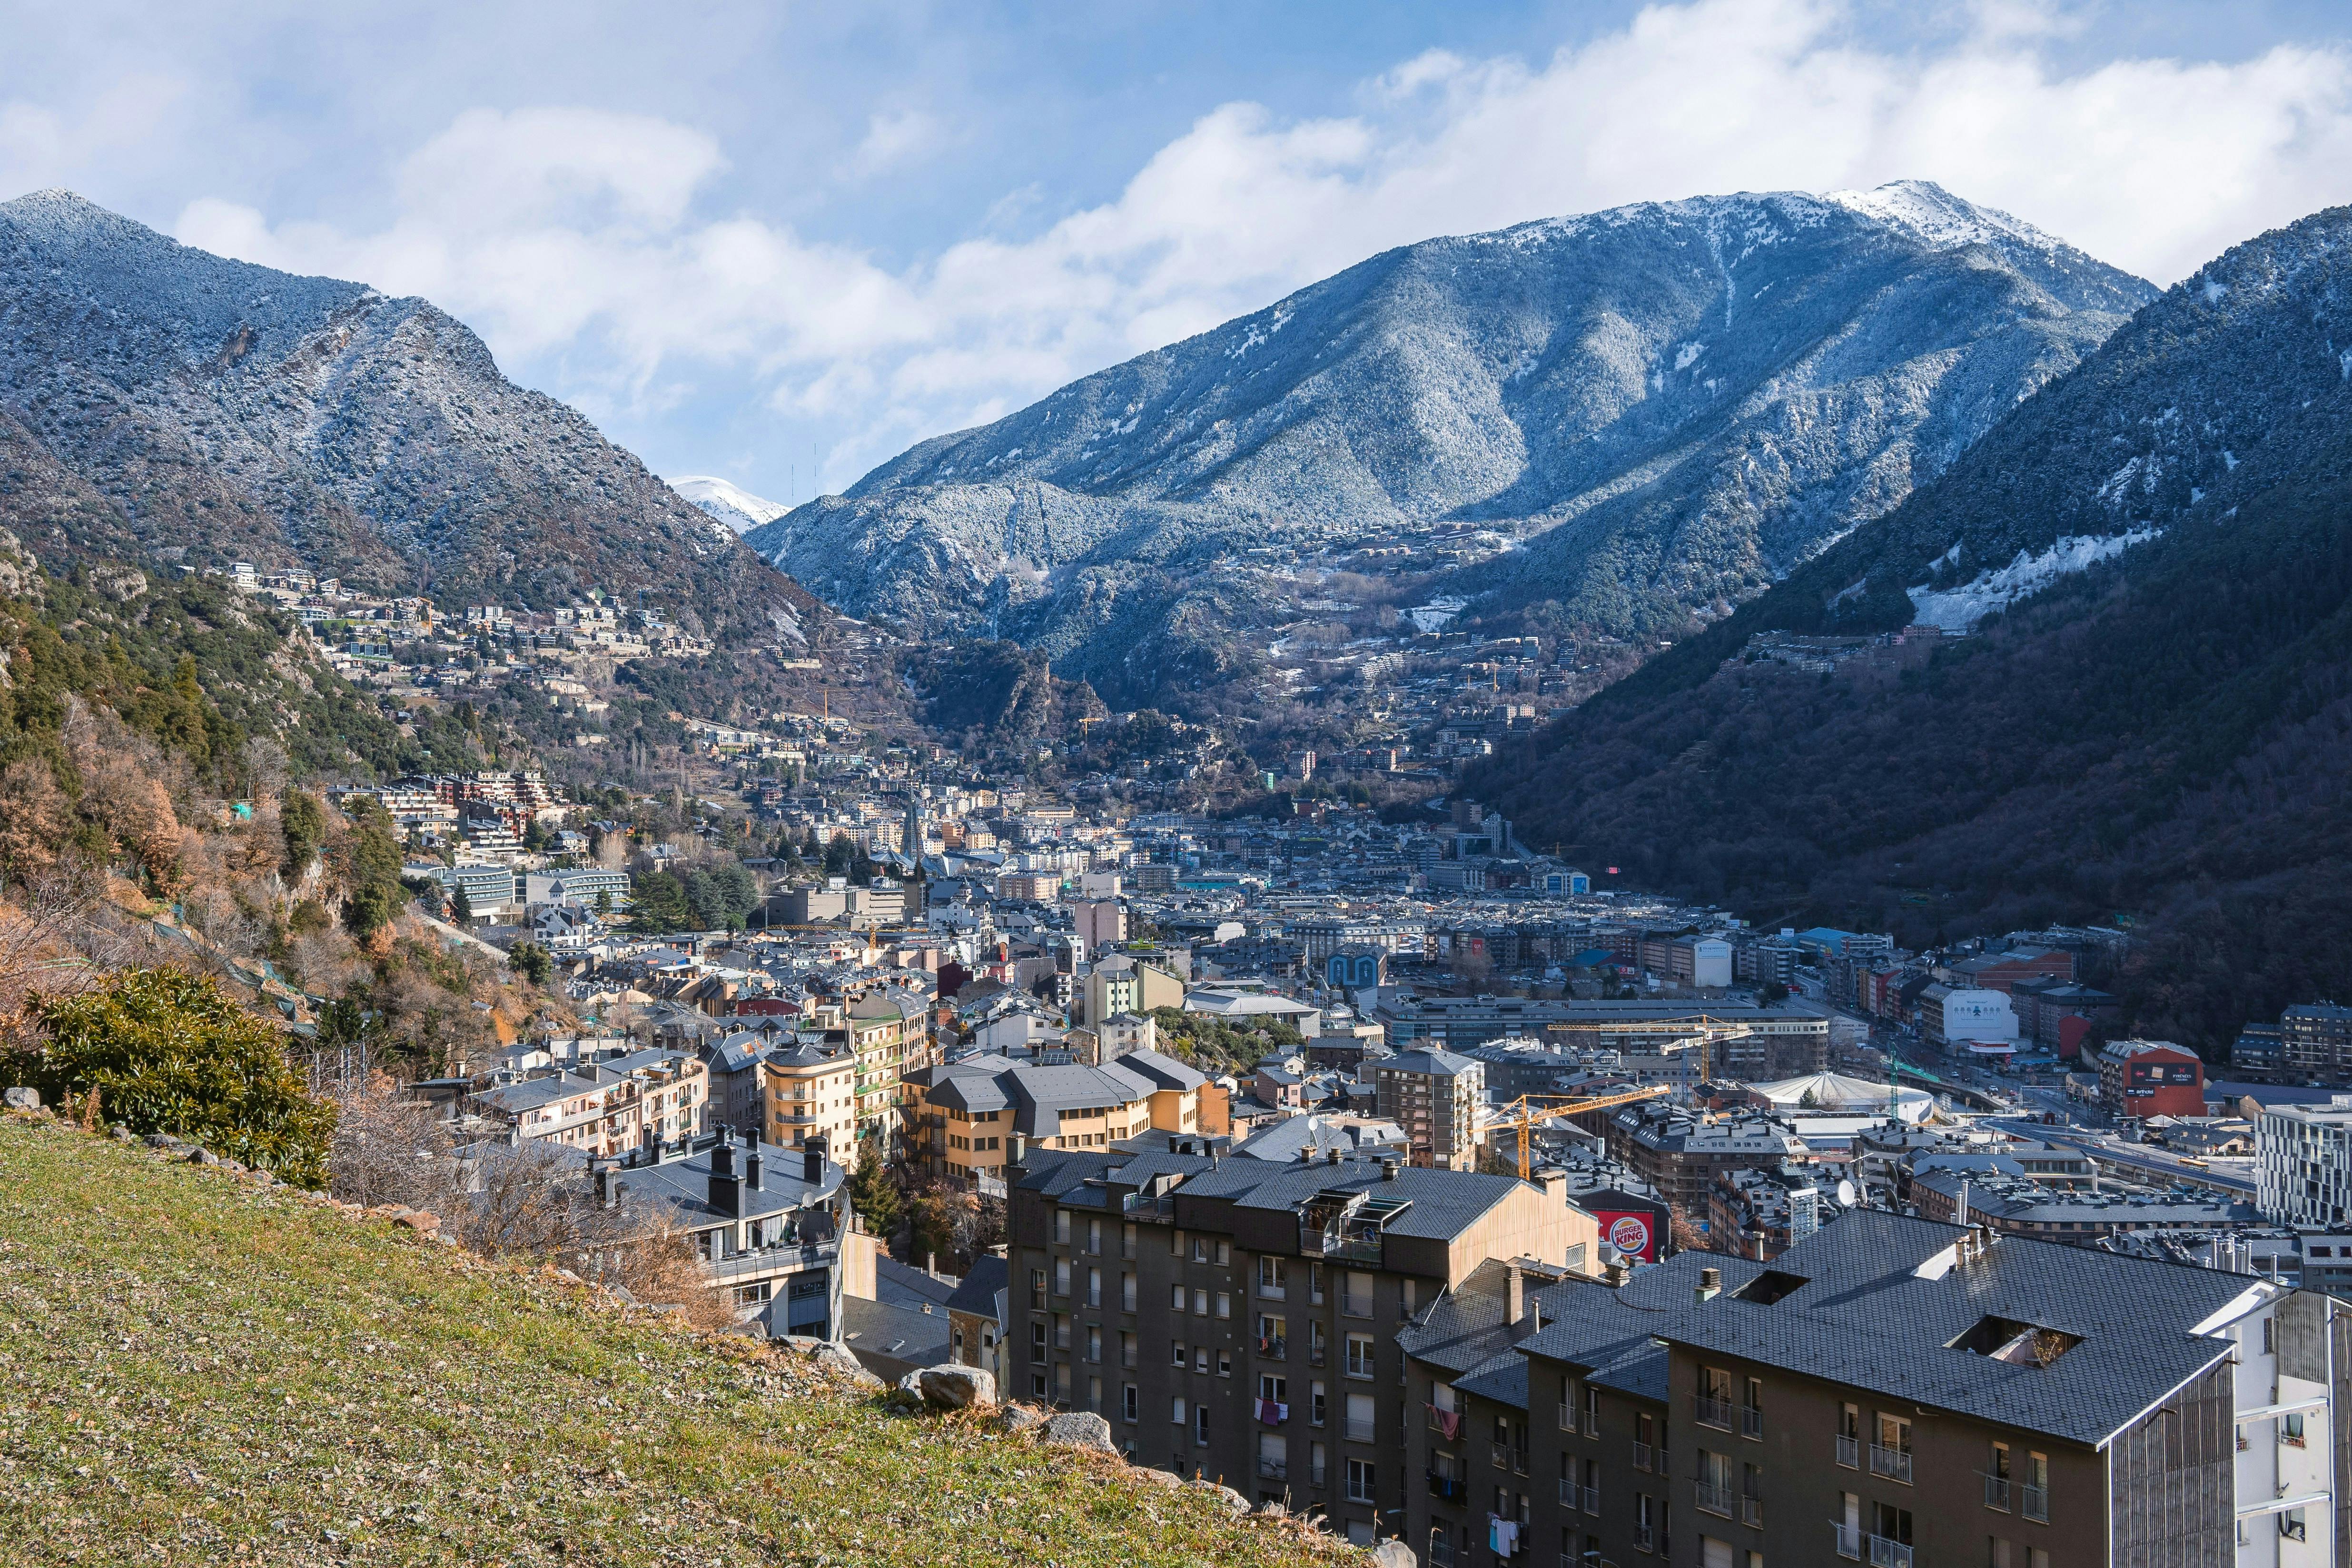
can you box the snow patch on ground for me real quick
[1405,596,1468,633]
[1907,528,2162,631]
[2204,278,2229,303]
[1674,341,1705,370]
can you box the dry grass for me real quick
[0,1110,1364,1567]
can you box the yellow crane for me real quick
[1492,1085,1670,1180]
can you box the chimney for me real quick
[1695,1266,1722,1304]
[804,1134,827,1187]
[592,1160,611,1208]
[1381,1156,1399,1182]
[1327,1146,1343,1166]
[745,1138,764,1193]
[1506,1262,1526,1328]
[1604,1260,1628,1288]
[709,1126,741,1219]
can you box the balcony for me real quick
[704,1239,838,1283]
[1427,1470,1467,1503]
[1583,1485,1600,1514]
[1258,1336,1287,1360]
[1632,1440,1653,1472]
[2021,1483,2047,1523]
[1836,1434,1858,1468]
[1558,1402,1577,1434]
[1868,1536,1913,1568]
[1341,1292,1374,1318]
[1635,1524,1654,1553]
[1123,1193,1176,1223]
[1695,1394,1736,1430]
[1426,1404,1464,1441]
[1557,1479,1578,1510]
[1984,1474,2011,1511]
[1869,1444,1913,1484]
[1345,1419,1378,1443]
[1308,1344,1327,1368]
[1256,1457,1287,1481]
[1830,1522,1860,1561]
[1740,1496,1761,1528]
[1740,1407,1763,1440]
[1696,1480,1734,1518]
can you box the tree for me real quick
[338,797,407,937]
[630,870,690,932]
[449,882,473,924]
[508,942,552,986]
[3,968,336,1186]
[709,862,760,922]
[845,1139,903,1241]
[594,888,614,918]
[279,790,325,877]
[822,832,855,878]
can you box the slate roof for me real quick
[1653,1210,2255,1447]
[945,1254,1010,1321]
[1381,1048,1482,1077]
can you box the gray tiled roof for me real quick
[1655,1211,2250,1447]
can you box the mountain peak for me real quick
[1823,178,2069,258]
[669,475,788,537]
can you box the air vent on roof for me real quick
[1949,1314,2082,1367]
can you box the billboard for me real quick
[1593,1209,1658,1264]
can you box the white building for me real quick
[1690,936,1732,989]
[2257,1096,2352,1229]
[1933,986,2019,1056]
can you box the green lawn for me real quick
[0,1112,1358,1567]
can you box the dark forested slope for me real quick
[1472,204,2352,1050]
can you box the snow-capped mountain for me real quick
[749,180,2151,701]
[1470,201,2352,1047]
[0,190,813,637]
[670,475,789,538]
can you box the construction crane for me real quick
[1491,1085,1670,1180]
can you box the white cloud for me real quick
[166,0,2352,488]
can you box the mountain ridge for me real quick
[0,189,816,641]
[751,180,2153,703]
[1466,200,2352,1051]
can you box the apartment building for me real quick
[2095,1039,2208,1120]
[846,988,925,1139]
[599,1127,848,1330]
[2282,1006,2352,1085]
[759,1035,860,1154]
[1376,1048,1486,1171]
[903,1050,1212,1186]
[1407,1212,2349,1568]
[2257,1097,2352,1228]
[1007,1144,1593,1548]
[468,1047,707,1156]
[1601,1104,1811,1216]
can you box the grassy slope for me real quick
[0,1113,1354,1567]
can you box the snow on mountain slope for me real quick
[0,190,814,637]
[750,181,2152,703]
[670,476,788,537]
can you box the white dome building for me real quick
[1753,1070,1937,1143]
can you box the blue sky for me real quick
[5,0,2352,504]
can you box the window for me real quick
[1031,1320,1048,1355]
[1216,1292,1232,1320]
[1170,1283,1186,1312]
[1697,1450,1732,1516]
[1087,1325,1102,1363]
[1260,1256,1288,1297]
[1171,1340,1186,1366]
[1196,1405,1211,1446]
[1345,1458,1376,1503]
[1346,1392,1376,1443]
[1030,1268,1048,1309]
[1837,1404,1859,1467]
[1172,1395,1187,1425]
[1345,1333,1376,1379]
[1055,1210,1071,1245]
[1196,1347,1210,1374]
[1031,1368,1048,1399]
[1310,1262,1327,1304]
[1218,1350,1233,1378]
[1054,1259,1071,1296]
[2022,1453,2047,1523]
[1259,1374,1288,1403]
[1192,1236,1207,1262]
[1216,1239,1232,1266]
[1989,1538,2011,1568]
[1311,1381,1328,1427]
[2284,1412,2308,1447]
[1122,1272,1137,1311]
[1122,1222,1137,1260]
[1872,1414,1913,1484]
[1122,1383,1138,1422]
[1087,1217,1101,1254]
[1987,1442,2011,1510]
[1121,1331,1136,1368]
[1087,1267,1102,1307]
[1258,1313,1287,1358]
[1343,1270,1375,1317]
[1194,1288,1210,1316]
[1873,1502,1913,1552]
[1172,1228,1186,1257]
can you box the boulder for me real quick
[1189,1479,1251,1515]
[1368,1540,1417,1568]
[810,1341,884,1390]
[2,1086,39,1112]
[187,1148,221,1166]
[1045,1411,1117,1453]
[391,1211,439,1237]
[1129,1465,1185,1489]
[998,1403,1049,1436]
[912,1364,996,1411]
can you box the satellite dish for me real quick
[1836,1178,1858,1207]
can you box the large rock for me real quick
[912,1364,996,1411]
[1369,1541,1417,1568]
[1189,1479,1250,1515]
[1043,1411,1117,1453]
[998,1403,1048,1436]
[2,1086,39,1112]
[810,1341,884,1390]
